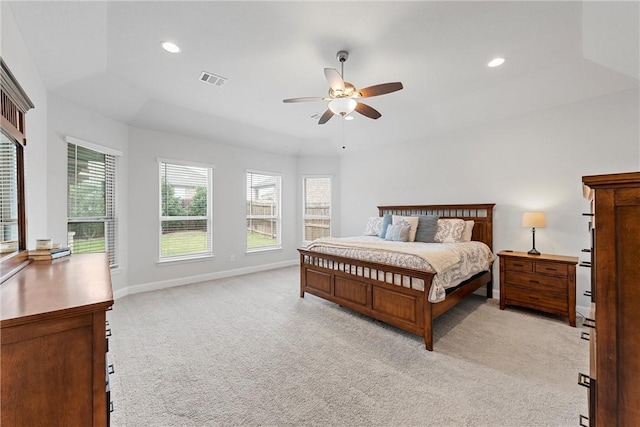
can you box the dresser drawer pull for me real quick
[528,296,540,300]
[584,290,592,297]
[581,248,591,253]
[584,318,596,329]
[513,263,525,267]
[579,262,591,268]
[543,267,558,272]
[110,401,114,413]
[106,328,112,337]
[578,372,591,388]
[579,414,589,427]
[580,331,590,341]
[108,364,115,375]
[529,280,540,284]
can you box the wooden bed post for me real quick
[300,253,305,298]
[424,295,433,351]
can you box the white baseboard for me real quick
[113,259,298,300]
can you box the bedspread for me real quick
[306,236,494,302]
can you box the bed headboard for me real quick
[378,203,495,250]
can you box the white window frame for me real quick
[246,170,282,253]
[65,136,122,269]
[158,158,213,263]
[302,175,332,246]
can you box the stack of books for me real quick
[28,247,72,261]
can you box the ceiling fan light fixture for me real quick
[344,115,355,121]
[328,98,357,116]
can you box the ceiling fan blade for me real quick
[318,109,334,125]
[355,102,382,120]
[357,82,403,98]
[283,97,327,103]
[324,68,345,92]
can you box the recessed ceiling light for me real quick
[487,57,505,68]
[161,41,181,53]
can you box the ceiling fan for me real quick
[283,50,403,124]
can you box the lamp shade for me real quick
[328,98,357,116]
[522,212,546,228]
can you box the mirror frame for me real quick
[1,57,34,282]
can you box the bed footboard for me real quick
[299,249,492,351]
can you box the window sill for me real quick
[245,247,282,255]
[157,254,214,266]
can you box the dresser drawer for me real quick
[505,271,568,296]
[534,261,568,277]
[505,258,533,272]
[504,286,568,313]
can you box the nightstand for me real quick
[498,250,579,326]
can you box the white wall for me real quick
[125,127,303,294]
[339,88,640,315]
[47,95,129,291]
[1,3,49,244]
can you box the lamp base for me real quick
[527,248,541,255]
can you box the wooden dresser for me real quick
[0,253,114,427]
[581,172,640,426]
[498,250,578,326]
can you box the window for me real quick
[246,171,281,251]
[159,160,212,261]
[302,176,332,244]
[67,140,119,268]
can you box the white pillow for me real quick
[458,220,475,242]
[392,215,419,242]
[384,224,411,242]
[363,216,383,236]
[434,218,466,243]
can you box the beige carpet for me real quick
[108,266,588,426]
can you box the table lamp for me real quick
[522,212,546,255]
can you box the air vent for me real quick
[199,71,227,87]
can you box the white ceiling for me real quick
[6,1,640,156]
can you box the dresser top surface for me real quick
[1,253,114,325]
[498,250,579,264]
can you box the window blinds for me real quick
[159,161,212,259]
[0,134,18,243]
[67,143,118,267]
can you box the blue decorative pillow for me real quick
[384,224,411,242]
[415,215,440,243]
[378,214,392,238]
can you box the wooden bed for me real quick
[298,203,495,351]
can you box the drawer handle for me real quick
[528,296,540,300]
[108,364,115,375]
[106,328,112,337]
[529,280,540,284]
[584,318,596,329]
[579,262,591,268]
[579,414,589,427]
[513,263,524,267]
[110,401,114,413]
[544,267,558,271]
[584,290,592,297]
[580,331,590,341]
[578,372,591,388]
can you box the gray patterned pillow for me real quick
[363,217,383,236]
[434,219,466,243]
[384,224,411,242]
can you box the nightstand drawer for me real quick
[504,286,568,313]
[534,261,568,277]
[505,271,568,295]
[504,259,533,272]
